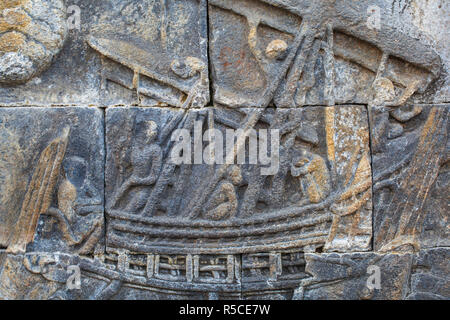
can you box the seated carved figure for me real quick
[43,156,103,255]
[291,149,331,205]
[112,120,162,213]
[202,166,243,221]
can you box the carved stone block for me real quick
[106,106,372,253]
[371,105,449,252]
[1,248,446,300]
[294,252,414,300]
[101,105,372,298]
[0,251,240,299]
[88,0,209,108]
[289,247,450,300]
[0,107,105,255]
[0,1,102,106]
[0,0,210,108]
[208,0,442,108]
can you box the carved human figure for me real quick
[202,166,243,221]
[43,156,103,255]
[247,18,288,76]
[291,149,331,205]
[171,56,209,108]
[113,120,162,213]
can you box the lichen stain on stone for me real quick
[0,31,27,53]
[0,0,27,11]
[0,7,31,34]
[0,0,66,84]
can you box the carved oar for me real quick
[6,128,70,254]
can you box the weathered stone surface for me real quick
[293,252,414,300]
[101,105,371,298]
[0,107,104,255]
[386,0,450,104]
[371,105,449,252]
[0,0,67,84]
[0,0,449,301]
[0,0,210,107]
[0,1,445,107]
[1,248,446,300]
[105,106,372,254]
[408,247,450,300]
[288,247,450,300]
[0,252,80,299]
[88,0,209,108]
[0,251,240,299]
[0,1,102,106]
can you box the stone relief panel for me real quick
[0,0,448,301]
[105,106,371,254]
[96,105,370,298]
[289,247,450,300]
[0,107,105,255]
[293,251,414,300]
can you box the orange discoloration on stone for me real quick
[0,9,31,33]
[305,158,330,204]
[0,31,26,52]
[0,0,26,11]
[0,0,30,51]
[325,107,335,164]
[265,39,287,59]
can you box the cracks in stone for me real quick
[239,252,243,300]
[101,106,107,256]
[365,104,376,252]
[1,103,448,109]
[205,0,214,109]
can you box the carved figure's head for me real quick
[144,120,158,143]
[228,165,243,186]
[291,149,313,177]
[265,39,288,60]
[62,156,87,190]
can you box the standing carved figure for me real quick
[112,121,162,214]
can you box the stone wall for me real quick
[0,0,448,300]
